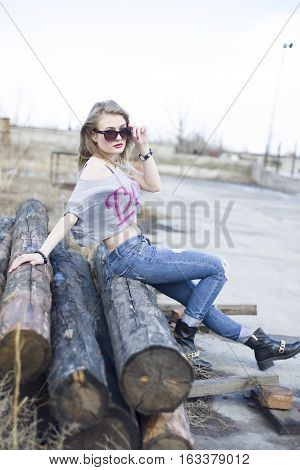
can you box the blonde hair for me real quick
[78,100,134,173]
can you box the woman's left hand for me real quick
[129,124,149,148]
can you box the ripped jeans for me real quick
[106,233,243,342]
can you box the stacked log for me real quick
[92,244,193,415]
[0,216,15,297]
[47,242,110,429]
[139,405,193,450]
[18,372,61,447]
[48,247,139,449]
[65,248,193,449]
[0,200,52,383]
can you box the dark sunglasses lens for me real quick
[104,130,118,142]
[120,127,131,139]
[104,127,131,141]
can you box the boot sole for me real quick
[257,347,300,371]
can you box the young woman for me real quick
[8,100,300,372]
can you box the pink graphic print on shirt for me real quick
[104,179,141,226]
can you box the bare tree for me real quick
[161,98,190,148]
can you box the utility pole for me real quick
[290,142,297,179]
[264,42,293,167]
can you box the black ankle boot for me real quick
[174,319,212,369]
[245,327,300,371]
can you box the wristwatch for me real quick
[138,147,152,161]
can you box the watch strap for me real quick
[33,250,48,264]
[138,147,152,161]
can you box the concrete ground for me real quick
[141,174,300,450]
[192,334,300,450]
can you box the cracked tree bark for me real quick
[0,216,15,298]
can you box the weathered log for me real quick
[19,372,61,447]
[0,216,15,297]
[64,410,136,450]
[47,242,109,428]
[0,200,52,383]
[92,244,193,415]
[139,404,194,450]
[64,251,140,450]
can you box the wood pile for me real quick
[0,201,194,449]
[2,200,299,447]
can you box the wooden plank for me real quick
[187,340,279,398]
[257,385,293,410]
[189,373,279,398]
[216,304,257,316]
[156,295,257,316]
[251,388,300,435]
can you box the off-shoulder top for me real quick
[63,160,142,247]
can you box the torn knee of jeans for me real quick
[219,255,229,279]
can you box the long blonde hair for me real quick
[78,100,134,173]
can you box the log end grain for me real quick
[48,369,110,427]
[0,329,51,383]
[120,346,193,414]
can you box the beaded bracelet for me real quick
[33,250,48,264]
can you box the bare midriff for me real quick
[103,221,142,252]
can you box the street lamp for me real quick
[264,43,293,167]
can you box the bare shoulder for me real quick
[79,157,113,181]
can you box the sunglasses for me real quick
[93,126,132,142]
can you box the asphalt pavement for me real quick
[142,175,300,450]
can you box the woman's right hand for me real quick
[8,253,46,273]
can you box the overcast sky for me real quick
[0,0,299,153]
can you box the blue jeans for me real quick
[107,233,242,342]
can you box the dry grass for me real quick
[192,362,219,381]
[0,324,78,450]
[0,371,39,450]
[0,372,79,450]
[184,362,237,435]
[0,143,31,193]
[184,396,236,435]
